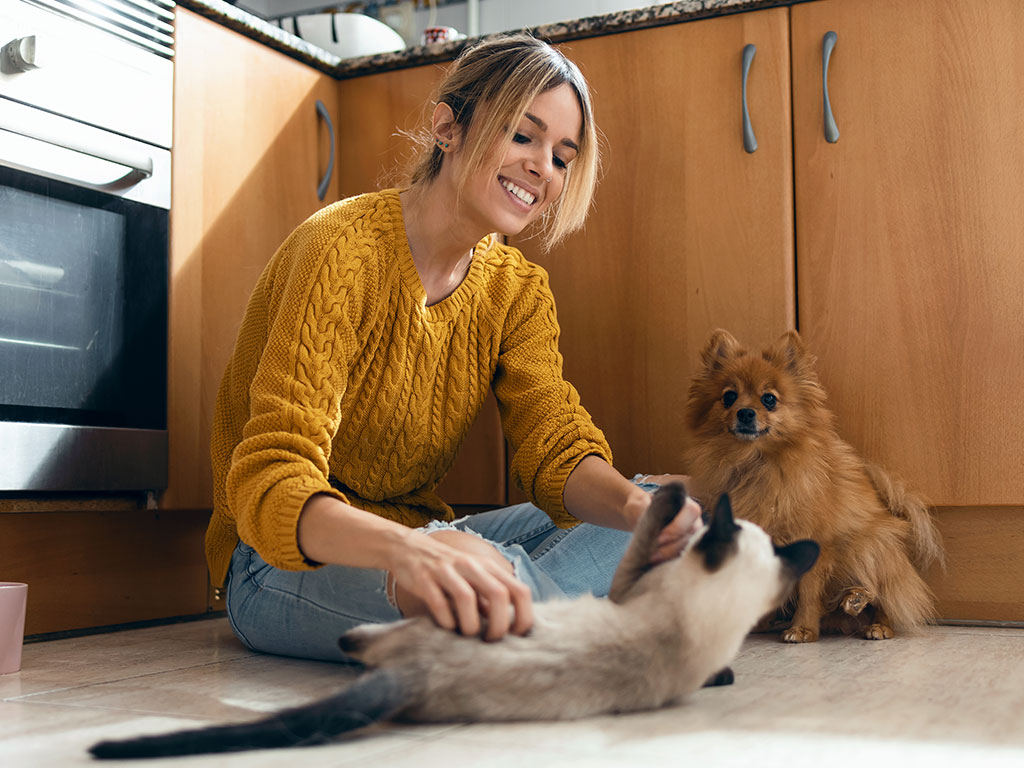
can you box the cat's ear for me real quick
[695,493,741,572]
[765,330,816,375]
[774,539,820,578]
[700,329,742,370]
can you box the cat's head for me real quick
[688,492,819,616]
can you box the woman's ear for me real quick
[431,102,459,151]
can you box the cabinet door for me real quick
[792,0,1024,506]
[164,9,340,509]
[336,67,507,506]
[513,9,794,479]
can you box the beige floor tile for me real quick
[735,627,1024,695]
[3,618,1023,768]
[1,619,250,700]
[20,654,361,719]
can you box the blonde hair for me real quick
[407,33,599,250]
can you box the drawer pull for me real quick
[742,43,757,153]
[315,99,335,201]
[823,30,840,143]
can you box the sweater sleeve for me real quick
[492,262,612,528]
[224,216,366,571]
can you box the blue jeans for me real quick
[225,479,657,662]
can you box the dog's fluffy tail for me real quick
[864,462,945,572]
[88,670,404,760]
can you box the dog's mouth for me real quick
[729,426,770,441]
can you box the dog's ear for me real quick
[765,330,816,375]
[700,329,743,370]
[695,493,741,572]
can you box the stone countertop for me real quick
[175,0,809,80]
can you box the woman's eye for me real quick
[722,391,738,408]
[553,155,568,170]
[761,393,777,410]
[513,133,530,144]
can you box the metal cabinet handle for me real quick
[741,44,757,153]
[315,99,335,201]
[822,30,839,143]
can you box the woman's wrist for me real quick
[297,492,414,571]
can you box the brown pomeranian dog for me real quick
[683,329,944,642]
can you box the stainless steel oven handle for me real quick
[0,111,154,184]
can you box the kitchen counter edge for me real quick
[175,0,813,80]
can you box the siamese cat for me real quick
[90,484,818,760]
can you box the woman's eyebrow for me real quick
[525,113,579,151]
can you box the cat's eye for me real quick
[761,393,777,410]
[722,391,738,408]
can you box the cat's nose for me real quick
[737,408,756,425]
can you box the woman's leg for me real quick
[224,477,658,661]
[225,541,401,662]
[454,477,660,600]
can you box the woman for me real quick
[207,33,701,662]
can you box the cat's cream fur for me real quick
[90,485,817,759]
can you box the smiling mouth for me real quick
[729,426,771,441]
[499,176,537,207]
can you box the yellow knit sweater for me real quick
[205,189,611,587]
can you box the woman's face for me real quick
[458,83,583,238]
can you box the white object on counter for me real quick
[287,13,405,58]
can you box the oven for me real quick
[0,0,174,492]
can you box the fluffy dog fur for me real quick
[683,329,944,642]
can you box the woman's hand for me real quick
[630,474,704,564]
[388,529,534,642]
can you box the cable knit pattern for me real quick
[205,189,611,587]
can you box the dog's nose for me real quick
[737,408,756,425]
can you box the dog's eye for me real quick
[722,391,738,408]
[761,393,777,410]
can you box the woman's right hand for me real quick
[388,529,534,641]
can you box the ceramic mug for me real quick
[421,26,462,45]
[0,582,28,675]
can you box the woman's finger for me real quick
[438,565,483,636]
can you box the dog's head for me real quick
[686,329,830,449]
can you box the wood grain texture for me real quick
[927,506,1024,622]
[0,510,210,636]
[336,63,508,506]
[513,9,795,479]
[792,0,1024,505]
[164,9,341,510]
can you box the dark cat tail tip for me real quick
[89,739,148,760]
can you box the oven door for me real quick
[0,98,169,492]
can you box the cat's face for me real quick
[685,494,818,618]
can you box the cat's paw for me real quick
[702,667,735,687]
[863,623,895,640]
[840,587,872,616]
[781,626,819,643]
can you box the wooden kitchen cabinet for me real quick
[514,8,795,480]
[335,65,508,507]
[790,0,1024,621]
[791,0,1024,508]
[164,8,340,510]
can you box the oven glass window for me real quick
[0,166,167,429]
[1,184,126,411]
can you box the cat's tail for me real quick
[864,461,945,572]
[88,669,404,760]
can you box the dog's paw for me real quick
[863,623,895,640]
[840,587,873,617]
[781,626,819,643]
